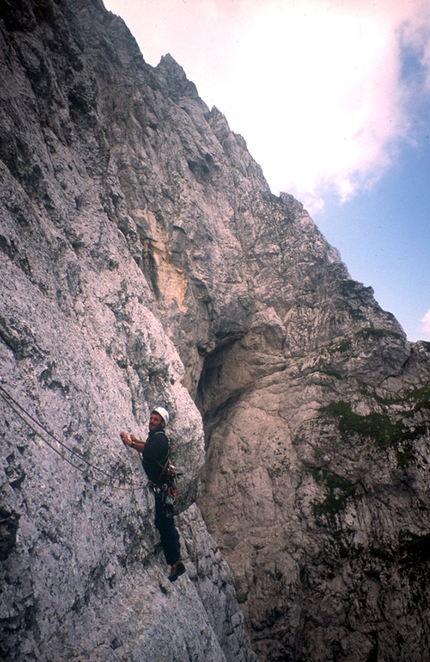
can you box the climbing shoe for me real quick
[168,559,186,582]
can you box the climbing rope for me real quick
[0,382,148,491]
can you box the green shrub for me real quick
[399,530,430,567]
[319,400,427,467]
[319,401,395,447]
[356,327,402,341]
[327,338,352,354]
[312,469,357,525]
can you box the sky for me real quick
[104,0,430,342]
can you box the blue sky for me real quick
[104,0,430,341]
[315,24,430,341]
[315,135,430,341]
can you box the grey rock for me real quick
[0,2,252,660]
[0,1,429,661]
[179,505,258,662]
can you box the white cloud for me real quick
[104,0,430,213]
[420,310,430,339]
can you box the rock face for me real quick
[0,1,429,661]
[0,2,256,660]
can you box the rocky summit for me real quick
[1,1,429,661]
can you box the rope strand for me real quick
[0,383,148,491]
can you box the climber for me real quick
[120,407,185,582]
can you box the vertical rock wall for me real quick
[0,1,256,659]
[1,1,429,661]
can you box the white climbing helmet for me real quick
[152,406,169,426]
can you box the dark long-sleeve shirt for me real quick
[141,429,169,483]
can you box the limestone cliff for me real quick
[0,1,429,661]
[0,1,255,660]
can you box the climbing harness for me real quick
[0,381,149,492]
[159,463,179,513]
[147,457,181,516]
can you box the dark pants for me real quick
[154,492,180,566]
